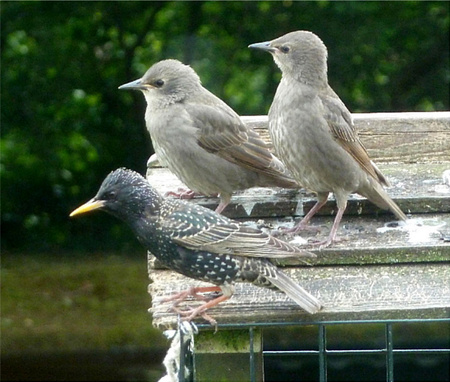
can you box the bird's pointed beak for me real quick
[118,78,145,91]
[70,198,105,217]
[248,41,275,53]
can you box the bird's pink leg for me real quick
[175,294,231,328]
[283,198,328,234]
[310,207,345,248]
[161,286,222,304]
[160,286,232,329]
[214,194,230,214]
[215,201,228,214]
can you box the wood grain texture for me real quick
[145,112,450,330]
[242,112,450,163]
[149,261,450,330]
[146,163,450,219]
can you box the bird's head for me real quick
[119,59,201,106]
[70,168,162,223]
[249,30,328,87]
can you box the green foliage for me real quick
[1,1,448,252]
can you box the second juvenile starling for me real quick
[70,168,321,326]
[249,31,407,247]
[119,59,298,214]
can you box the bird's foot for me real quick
[288,223,322,234]
[165,188,218,200]
[307,237,334,249]
[165,287,230,330]
[272,222,321,237]
[308,235,347,249]
[160,286,222,306]
[165,188,198,199]
[173,304,218,330]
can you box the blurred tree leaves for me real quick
[1,1,448,252]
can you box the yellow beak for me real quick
[70,199,105,217]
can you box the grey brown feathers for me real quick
[250,31,406,247]
[119,59,298,214]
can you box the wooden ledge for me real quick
[148,262,450,331]
[147,162,450,220]
[242,111,450,163]
[146,111,450,330]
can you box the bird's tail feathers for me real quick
[370,160,391,187]
[267,268,322,314]
[362,180,407,221]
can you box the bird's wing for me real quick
[321,92,390,186]
[161,206,314,259]
[184,101,289,177]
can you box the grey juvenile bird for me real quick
[249,31,407,247]
[70,168,322,326]
[119,59,298,214]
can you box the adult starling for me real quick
[70,168,321,325]
[119,59,298,214]
[249,31,407,247]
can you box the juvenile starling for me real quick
[70,168,321,325]
[249,31,407,247]
[119,59,298,214]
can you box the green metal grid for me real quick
[179,318,450,382]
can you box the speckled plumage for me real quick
[119,59,298,214]
[70,168,322,324]
[249,31,407,247]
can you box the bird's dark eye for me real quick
[154,79,165,87]
[105,191,116,199]
[280,46,290,53]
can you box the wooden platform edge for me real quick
[145,111,450,330]
[148,262,450,330]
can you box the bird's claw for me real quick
[271,223,321,237]
[165,188,199,200]
[175,305,218,331]
[307,235,347,249]
[172,304,218,329]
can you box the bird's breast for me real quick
[268,85,361,193]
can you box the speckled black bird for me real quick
[249,31,407,247]
[70,168,321,325]
[119,59,298,214]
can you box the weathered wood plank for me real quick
[146,162,450,219]
[145,111,450,218]
[242,112,450,163]
[148,262,450,330]
[145,112,450,331]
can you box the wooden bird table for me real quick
[146,112,450,382]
